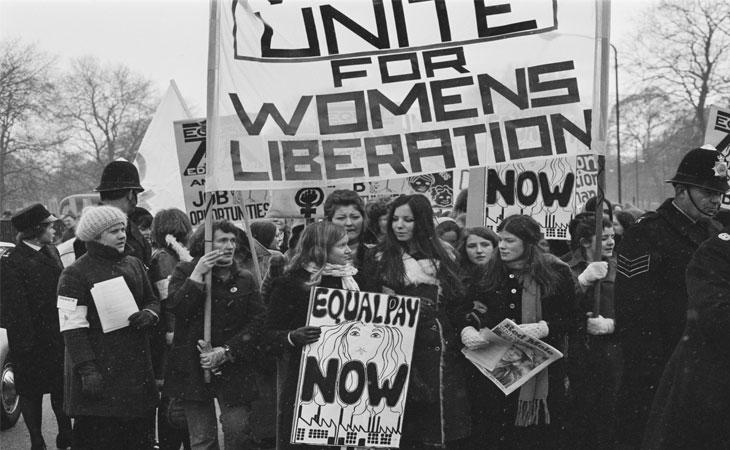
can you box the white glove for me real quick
[587,315,615,335]
[578,261,608,287]
[461,326,489,349]
[519,320,549,339]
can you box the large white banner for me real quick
[177,118,459,219]
[207,0,596,191]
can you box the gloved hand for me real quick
[519,320,549,339]
[460,326,489,349]
[199,346,228,369]
[587,315,615,335]
[289,326,321,346]
[578,261,608,287]
[77,362,103,399]
[128,310,157,330]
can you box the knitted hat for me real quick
[497,215,542,245]
[76,206,127,242]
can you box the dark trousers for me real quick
[72,415,150,450]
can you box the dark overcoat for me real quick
[613,198,721,445]
[468,260,578,448]
[0,242,65,396]
[164,260,265,406]
[642,230,730,449]
[358,254,472,448]
[264,269,343,450]
[564,250,623,450]
[56,241,160,418]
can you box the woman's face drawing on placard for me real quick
[345,322,384,360]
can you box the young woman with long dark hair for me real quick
[360,194,472,449]
[460,214,579,449]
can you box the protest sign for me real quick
[480,156,597,240]
[705,106,730,152]
[173,119,272,225]
[704,106,730,210]
[207,0,597,191]
[177,118,456,219]
[292,287,420,448]
[462,319,563,396]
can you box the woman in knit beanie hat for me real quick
[57,204,160,448]
[76,205,127,249]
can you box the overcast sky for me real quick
[1,0,654,116]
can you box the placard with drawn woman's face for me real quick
[291,287,420,448]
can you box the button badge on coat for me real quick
[230,286,238,293]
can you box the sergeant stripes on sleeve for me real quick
[617,254,650,278]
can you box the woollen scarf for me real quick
[515,273,550,427]
[304,263,360,291]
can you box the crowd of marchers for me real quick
[2,144,730,450]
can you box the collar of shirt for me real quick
[22,240,42,251]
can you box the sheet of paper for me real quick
[90,276,139,333]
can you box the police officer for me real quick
[1,204,72,449]
[614,145,729,447]
[73,160,151,266]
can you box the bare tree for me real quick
[57,56,156,167]
[0,39,63,212]
[630,0,730,135]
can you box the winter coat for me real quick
[56,241,160,418]
[358,252,472,447]
[564,249,623,450]
[148,247,180,379]
[264,269,344,450]
[164,260,265,406]
[642,230,730,449]
[0,242,65,396]
[614,198,721,445]
[467,258,579,449]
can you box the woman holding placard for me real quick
[359,194,472,449]
[459,214,579,448]
[263,221,359,450]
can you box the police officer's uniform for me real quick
[614,146,729,446]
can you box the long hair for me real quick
[456,226,499,273]
[481,215,563,296]
[286,221,347,285]
[377,194,461,295]
[151,208,192,249]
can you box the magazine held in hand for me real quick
[462,319,563,395]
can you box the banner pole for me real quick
[203,0,220,384]
[241,192,263,288]
[591,0,612,316]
